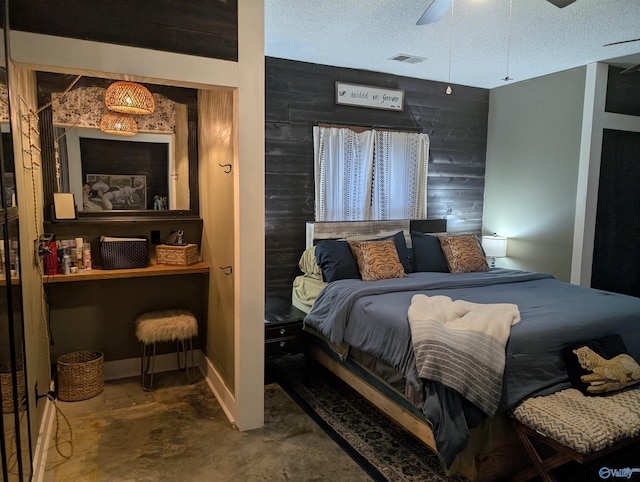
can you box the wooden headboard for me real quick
[305,219,447,248]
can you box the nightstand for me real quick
[264,297,306,358]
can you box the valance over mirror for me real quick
[37,72,199,220]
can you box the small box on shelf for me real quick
[156,243,199,266]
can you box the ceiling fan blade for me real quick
[621,63,640,74]
[416,0,452,25]
[546,0,577,7]
[604,38,640,47]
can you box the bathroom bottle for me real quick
[63,251,70,275]
[83,243,92,270]
[75,237,84,270]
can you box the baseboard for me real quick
[200,353,236,427]
[103,350,203,380]
[31,391,56,482]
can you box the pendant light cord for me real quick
[504,0,513,81]
[448,0,454,85]
[445,0,454,94]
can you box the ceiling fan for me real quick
[416,0,577,26]
[603,38,640,74]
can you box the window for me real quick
[313,126,429,221]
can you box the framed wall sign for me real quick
[335,82,404,111]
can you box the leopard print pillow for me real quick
[438,234,489,273]
[348,238,407,281]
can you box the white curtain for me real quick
[371,131,429,220]
[313,126,375,221]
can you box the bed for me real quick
[293,219,640,481]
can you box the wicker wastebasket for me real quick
[1,363,26,413]
[57,350,104,402]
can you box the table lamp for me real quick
[481,233,508,268]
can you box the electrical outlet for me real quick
[34,380,54,406]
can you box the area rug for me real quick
[268,354,640,482]
[267,354,466,482]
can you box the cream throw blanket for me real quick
[408,294,520,416]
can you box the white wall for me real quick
[483,67,587,281]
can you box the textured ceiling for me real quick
[264,0,640,89]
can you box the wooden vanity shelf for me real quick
[0,276,20,287]
[41,261,209,283]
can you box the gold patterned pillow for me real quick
[347,238,407,281]
[438,234,489,273]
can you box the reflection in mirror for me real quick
[0,224,31,481]
[37,73,198,218]
[1,78,14,210]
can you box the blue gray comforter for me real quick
[303,269,640,466]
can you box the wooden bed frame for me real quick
[303,220,531,481]
[310,344,435,445]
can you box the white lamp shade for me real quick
[482,235,508,258]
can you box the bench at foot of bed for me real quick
[510,386,640,482]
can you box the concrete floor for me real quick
[43,371,371,481]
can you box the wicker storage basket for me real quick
[57,350,104,402]
[1,363,26,413]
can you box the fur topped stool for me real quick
[135,309,198,391]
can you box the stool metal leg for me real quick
[140,343,146,388]
[176,339,183,370]
[188,336,195,382]
[175,337,195,384]
[141,342,157,391]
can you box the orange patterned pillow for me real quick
[438,234,489,273]
[348,238,407,281]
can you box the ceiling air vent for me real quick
[389,53,427,64]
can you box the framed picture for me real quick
[335,82,404,111]
[85,174,147,210]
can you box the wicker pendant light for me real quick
[100,112,138,136]
[104,81,155,115]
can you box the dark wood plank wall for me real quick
[10,0,238,61]
[265,57,489,298]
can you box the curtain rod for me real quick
[315,121,422,133]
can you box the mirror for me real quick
[66,128,175,212]
[1,80,13,211]
[1,1,33,473]
[37,72,199,219]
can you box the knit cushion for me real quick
[135,310,198,344]
[512,386,640,454]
